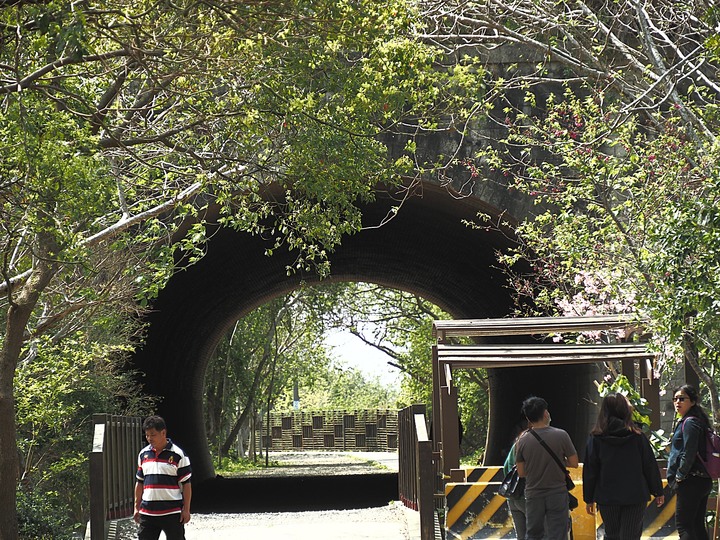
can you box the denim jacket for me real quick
[667,415,708,485]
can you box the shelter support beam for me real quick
[439,383,459,476]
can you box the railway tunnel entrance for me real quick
[130,181,600,503]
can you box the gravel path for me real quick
[233,450,400,477]
[184,503,416,539]
[116,451,419,540]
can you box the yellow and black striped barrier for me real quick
[637,482,677,539]
[589,481,676,539]
[444,466,514,539]
[444,466,675,539]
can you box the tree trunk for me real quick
[0,335,21,540]
[218,352,266,457]
[234,417,251,458]
[220,316,279,457]
[205,355,228,448]
[0,233,58,540]
[250,407,256,462]
[220,395,256,457]
[683,328,720,426]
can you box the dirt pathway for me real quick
[116,451,420,539]
[185,503,417,540]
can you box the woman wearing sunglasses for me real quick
[667,384,713,539]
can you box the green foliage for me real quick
[278,361,400,410]
[2,1,480,532]
[643,168,720,378]
[298,282,489,457]
[478,82,720,382]
[14,331,153,532]
[204,282,491,460]
[204,290,334,458]
[214,456,279,476]
[308,282,444,407]
[456,369,490,458]
[16,488,75,540]
[461,448,486,467]
[452,1,720,419]
[1,0,477,340]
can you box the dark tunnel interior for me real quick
[131,182,601,509]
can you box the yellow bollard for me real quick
[444,465,676,538]
[569,467,595,540]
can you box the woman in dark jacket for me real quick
[583,393,664,540]
[667,384,713,539]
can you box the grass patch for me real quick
[214,456,281,475]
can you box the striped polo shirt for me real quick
[136,439,192,516]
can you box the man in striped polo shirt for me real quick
[134,415,192,540]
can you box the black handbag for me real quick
[498,465,525,499]
[529,429,578,509]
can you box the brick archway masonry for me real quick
[131,182,598,484]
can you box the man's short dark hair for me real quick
[143,415,166,432]
[522,396,548,423]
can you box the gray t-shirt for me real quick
[515,426,577,498]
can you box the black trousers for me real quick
[137,514,186,540]
[676,475,712,540]
[597,502,646,540]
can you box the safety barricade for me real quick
[444,467,514,539]
[638,484,676,538]
[585,482,675,539]
[443,465,679,539]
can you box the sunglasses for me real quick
[673,396,688,402]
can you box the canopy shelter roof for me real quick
[430,314,659,477]
[435,342,656,369]
[432,313,644,342]
[432,314,657,369]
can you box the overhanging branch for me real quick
[0,181,204,295]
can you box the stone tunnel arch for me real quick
[131,181,597,484]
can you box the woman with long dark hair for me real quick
[667,384,713,539]
[582,393,664,540]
